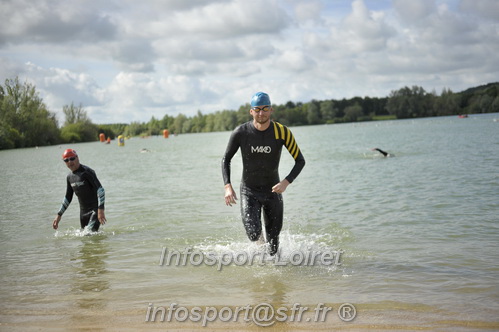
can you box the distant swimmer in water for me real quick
[372,148,393,157]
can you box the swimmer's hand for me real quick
[52,215,61,230]
[272,179,290,194]
[224,184,237,206]
[98,208,106,225]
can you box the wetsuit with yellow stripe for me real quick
[222,121,305,254]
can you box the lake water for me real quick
[1,114,498,331]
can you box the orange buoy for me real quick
[99,133,105,142]
[163,129,169,138]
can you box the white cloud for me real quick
[302,0,395,57]
[0,0,117,45]
[459,0,499,20]
[340,0,396,52]
[167,0,290,37]
[392,0,436,24]
[292,0,324,23]
[25,62,102,104]
[0,0,498,124]
[112,39,156,72]
[275,49,316,72]
[0,57,24,79]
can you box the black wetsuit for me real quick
[222,121,305,254]
[57,164,105,231]
[374,148,388,157]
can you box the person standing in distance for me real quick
[53,149,106,232]
[222,92,305,255]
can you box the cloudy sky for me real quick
[1,0,498,124]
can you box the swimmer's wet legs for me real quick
[241,185,283,255]
[80,210,101,232]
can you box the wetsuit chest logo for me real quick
[71,181,85,187]
[251,146,272,154]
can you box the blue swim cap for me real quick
[250,92,271,107]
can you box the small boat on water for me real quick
[458,114,468,118]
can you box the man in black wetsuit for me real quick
[52,149,106,232]
[222,92,305,256]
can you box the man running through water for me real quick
[222,92,305,256]
[53,149,106,232]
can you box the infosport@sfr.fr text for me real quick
[145,302,357,327]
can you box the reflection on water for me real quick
[69,234,110,324]
[247,271,288,306]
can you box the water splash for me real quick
[187,228,344,273]
[54,227,108,238]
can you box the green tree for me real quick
[320,100,338,123]
[0,123,21,149]
[361,96,388,117]
[191,110,206,133]
[60,103,98,143]
[491,96,499,113]
[236,104,251,125]
[344,103,363,122]
[182,119,192,133]
[220,110,238,131]
[98,124,124,140]
[204,113,215,132]
[147,116,162,135]
[63,102,88,125]
[306,100,321,125]
[60,122,99,143]
[386,86,432,119]
[173,113,188,134]
[0,77,60,149]
[160,114,175,133]
[478,95,494,113]
[284,103,307,126]
[433,88,461,116]
[124,121,147,137]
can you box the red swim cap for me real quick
[62,149,77,159]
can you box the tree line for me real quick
[1,76,498,150]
